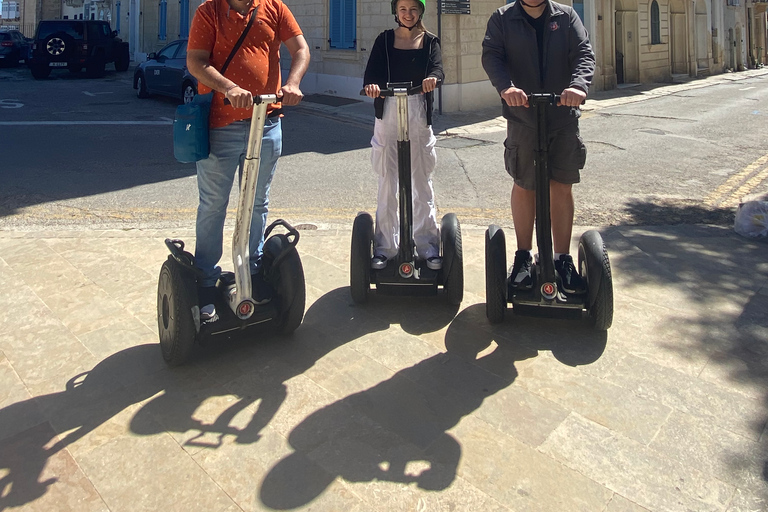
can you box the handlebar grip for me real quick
[223,93,280,106]
[360,80,442,97]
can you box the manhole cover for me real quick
[436,136,492,149]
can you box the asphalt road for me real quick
[0,64,766,230]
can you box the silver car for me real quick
[134,39,197,104]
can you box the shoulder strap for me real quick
[221,4,258,75]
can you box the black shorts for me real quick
[503,122,587,190]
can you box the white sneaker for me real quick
[426,257,442,270]
[371,255,387,270]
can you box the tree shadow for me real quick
[606,218,768,490]
[258,303,606,510]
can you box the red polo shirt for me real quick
[188,0,303,128]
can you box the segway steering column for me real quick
[229,94,278,320]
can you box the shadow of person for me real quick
[259,304,540,510]
[129,287,395,448]
[0,344,164,511]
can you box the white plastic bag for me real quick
[734,200,768,238]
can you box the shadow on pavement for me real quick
[258,303,606,510]
[0,344,163,511]
[609,221,768,484]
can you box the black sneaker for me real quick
[509,250,533,290]
[251,272,273,305]
[555,254,586,295]
[198,286,219,323]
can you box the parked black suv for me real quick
[29,20,130,79]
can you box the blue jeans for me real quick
[194,117,282,287]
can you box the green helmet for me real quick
[391,0,426,16]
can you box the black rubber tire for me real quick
[86,54,105,78]
[30,63,50,79]
[136,72,150,98]
[350,212,373,304]
[44,33,72,59]
[578,230,614,331]
[485,225,507,324]
[182,81,197,104]
[264,234,306,334]
[157,257,198,366]
[114,45,130,72]
[440,213,464,306]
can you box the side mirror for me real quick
[147,52,157,60]
[112,30,118,37]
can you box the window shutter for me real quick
[179,0,190,38]
[329,0,355,49]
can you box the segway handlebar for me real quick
[223,94,279,106]
[359,80,442,97]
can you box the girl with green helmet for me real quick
[362,0,445,271]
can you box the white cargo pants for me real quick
[371,95,440,260]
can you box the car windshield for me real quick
[37,22,85,40]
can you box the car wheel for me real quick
[136,72,150,98]
[182,81,197,104]
[44,33,73,59]
[30,62,51,79]
[114,46,130,72]
[86,54,105,78]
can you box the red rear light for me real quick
[0,42,13,47]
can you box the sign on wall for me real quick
[439,0,470,15]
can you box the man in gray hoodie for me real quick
[482,0,595,295]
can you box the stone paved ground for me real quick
[1,223,767,511]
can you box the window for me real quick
[572,0,584,22]
[159,0,168,41]
[329,0,355,49]
[650,0,661,44]
[179,0,190,39]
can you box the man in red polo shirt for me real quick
[187,0,309,321]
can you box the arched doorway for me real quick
[670,0,688,74]
[615,0,640,83]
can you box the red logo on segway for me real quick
[399,262,414,278]
[541,282,556,299]
[239,302,253,317]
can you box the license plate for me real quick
[49,62,67,67]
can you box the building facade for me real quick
[9,0,768,110]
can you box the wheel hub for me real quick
[47,38,65,56]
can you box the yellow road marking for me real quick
[704,153,768,206]
[720,165,768,207]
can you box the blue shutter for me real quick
[116,1,121,33]
[572,0,584,22]
[159,0,167,40]
[329,0,355,49]
[179,0,189,38]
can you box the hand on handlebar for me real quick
[422,77,438,94]
[557,87,587,107]
[224,85,253,109]
[363,83,381,99]
[501,87,529,108]
[278,83,303,106]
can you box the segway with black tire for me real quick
[484,93,613,330]
[157,94,306,366]
[350,82,463,306]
